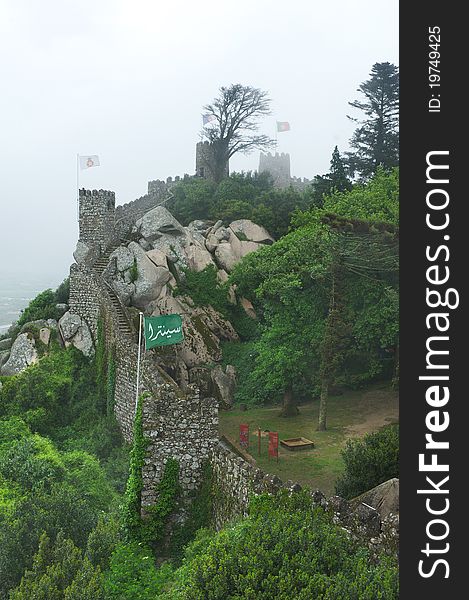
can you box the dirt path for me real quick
[344,388,399,438]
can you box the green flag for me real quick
[143,314,184,349]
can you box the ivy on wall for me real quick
[122,393,180,553]
[95,316,107,408]
[122,392,147,542]
[106,348,116,416]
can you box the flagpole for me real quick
[135,312,144,415]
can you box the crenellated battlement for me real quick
[258,152,311,190]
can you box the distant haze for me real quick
[0,0,398,287]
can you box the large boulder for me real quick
[211,364,237,408]
[127,242,172,309]
[71,322,94,357]
[0,350,10,367]
[133,206,185,242]
[151,295,238,370]
[0,333,38,375]
[20,319,57,334]
[351,478,399,518]
[58,312,82,340]
[109,246,135,272]
[184,237,216,272]
[73,240,99,265]
[146,249,169,269]
[58,311,94,357]
[214,229,261,273]
[229,219,275,244]
[0,338,12,351]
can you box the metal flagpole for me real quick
[135,312,144,415]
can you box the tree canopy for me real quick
[346,62,399,180]
[230,169,399,421]
[201,84,275,181]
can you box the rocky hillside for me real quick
[2,207,274,406]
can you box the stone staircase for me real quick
[91,241,134,339]
[92,242,121,275]
[105,283,134,339]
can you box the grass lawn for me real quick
[219,384,399,496]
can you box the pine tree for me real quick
[311,146,352,207]
[346,62,399,180]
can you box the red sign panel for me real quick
[240,423,249,450]
[268,431,279,460]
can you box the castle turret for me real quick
[259,152,291,188]
[78,189,116,252]
[195,141,229,181]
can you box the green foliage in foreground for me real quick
[0,345,127,598]
[158,491,398,599]
[104,542,173,600]
[0,417,117,595]
[335,424,399,499]
[228,169,399,409]
[10,532,105,600]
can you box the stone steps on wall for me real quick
[106,285,134,338]
[92,241,126,275]
[90,242,135,338]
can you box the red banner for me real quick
[239,423,249,449]
[268,431,279,460]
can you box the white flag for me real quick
[79,155,100,170]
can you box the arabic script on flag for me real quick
[144,314,184,348]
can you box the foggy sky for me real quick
[0,0,398,288]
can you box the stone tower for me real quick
[259,152,291,188]
[78,189,116,252]
[195,141,229,181]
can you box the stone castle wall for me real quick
[210,439,399,556]
[114,180,173,241]
[69,230,217,494]
[72,184,397,556]
[141,385,218,508]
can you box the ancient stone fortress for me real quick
[258,152,311,190]
[0,145,397,549]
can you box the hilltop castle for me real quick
[60,145,397,547]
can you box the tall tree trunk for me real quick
[279,386,298,417]
[318,379,328,431]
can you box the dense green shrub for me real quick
[160,491,398,599]
[55,278,70,304]
[175,265,259,341]
[85,512,121,572]
[103,542,173,600]
[16,289,60,328]
[10,532,105,600]
[175,265,228,315]
[0,418,117,596]
[335,424,399,499]
[0,347,91,435]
